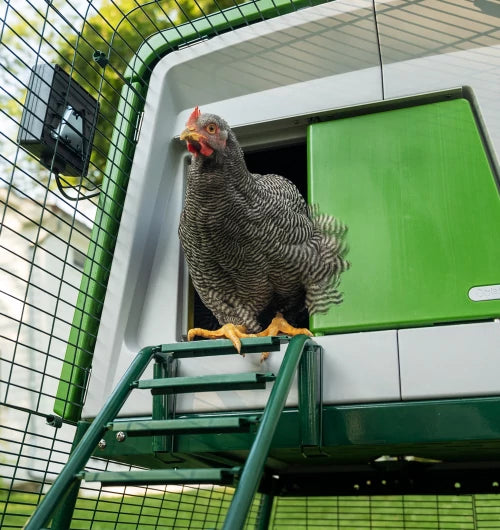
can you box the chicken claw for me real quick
[257,313,313,339]
[187,324,256,355]
[256,313,313,363]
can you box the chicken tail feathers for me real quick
[308,204,348,238]
[306,204,350,315]
[306,276,344,314]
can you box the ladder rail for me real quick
[24,345,159,530]
[223,334,316,530]
[25,336,318,529]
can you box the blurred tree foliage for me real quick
[0,1,64,191]
[1,0,240,189]
[56,0,237,185]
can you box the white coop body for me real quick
[83,0,500,419]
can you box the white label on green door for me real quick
[469,285,500,301]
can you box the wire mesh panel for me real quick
[0,0,318,527]
[2,0,500,528]
[270,496,500,530]
[71,480,260,529]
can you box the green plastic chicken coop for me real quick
[2,0,500,529]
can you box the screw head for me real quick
[116,431,127,442]
[98,439,107,450]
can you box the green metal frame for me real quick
[225,336,317,529]
[53,81,147,420]
[54,0,332,422]
[49,421,90,530]
[99,397,500,468]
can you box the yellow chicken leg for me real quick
[256,313,313,361]
[187,324,256,354]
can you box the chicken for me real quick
[178,107,349,357]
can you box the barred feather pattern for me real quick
[178,114,349,333]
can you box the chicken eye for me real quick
[206,123,217,134]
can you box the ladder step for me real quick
[156,336,283,359]
[82,467,240,486]
[108,415,260,436]
[137,372,276,395]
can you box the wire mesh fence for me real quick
[0,0,314,527]
[2,0,500,528]
[270,495,500,529]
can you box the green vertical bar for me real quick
[256,493,274,530]
[49,421,90,530]
[152,359,168,453]
[298,344,322,450]
[223,335,314,530]
[54,81,146,421]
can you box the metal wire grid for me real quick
[2,0,324,426]
[0,408,264,528]
[70,480,262,529]
[2,0,500,529]
[0,0,316,527]
[270,495,500,530]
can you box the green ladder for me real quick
[25,334,321,529]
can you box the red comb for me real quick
[187,106,201,125]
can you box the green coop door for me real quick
[308,98,500,334]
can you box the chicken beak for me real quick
[180,125,214,157]
[180,127,201,142]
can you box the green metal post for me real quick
[54,80,146,422]
[49,421,90,530]
[256,493,274,530]
[223,334,314,530]
[152,358,168,453]
[298,344,322,451]
[24,346,158,530]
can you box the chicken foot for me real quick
[256,313,313,361]
[187,323,256,355]
[187,314,312,361]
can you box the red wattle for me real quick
[187,143,198,156]
[200,144,214,157]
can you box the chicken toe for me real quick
[187,323,256,354]
[257,313,313,339]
